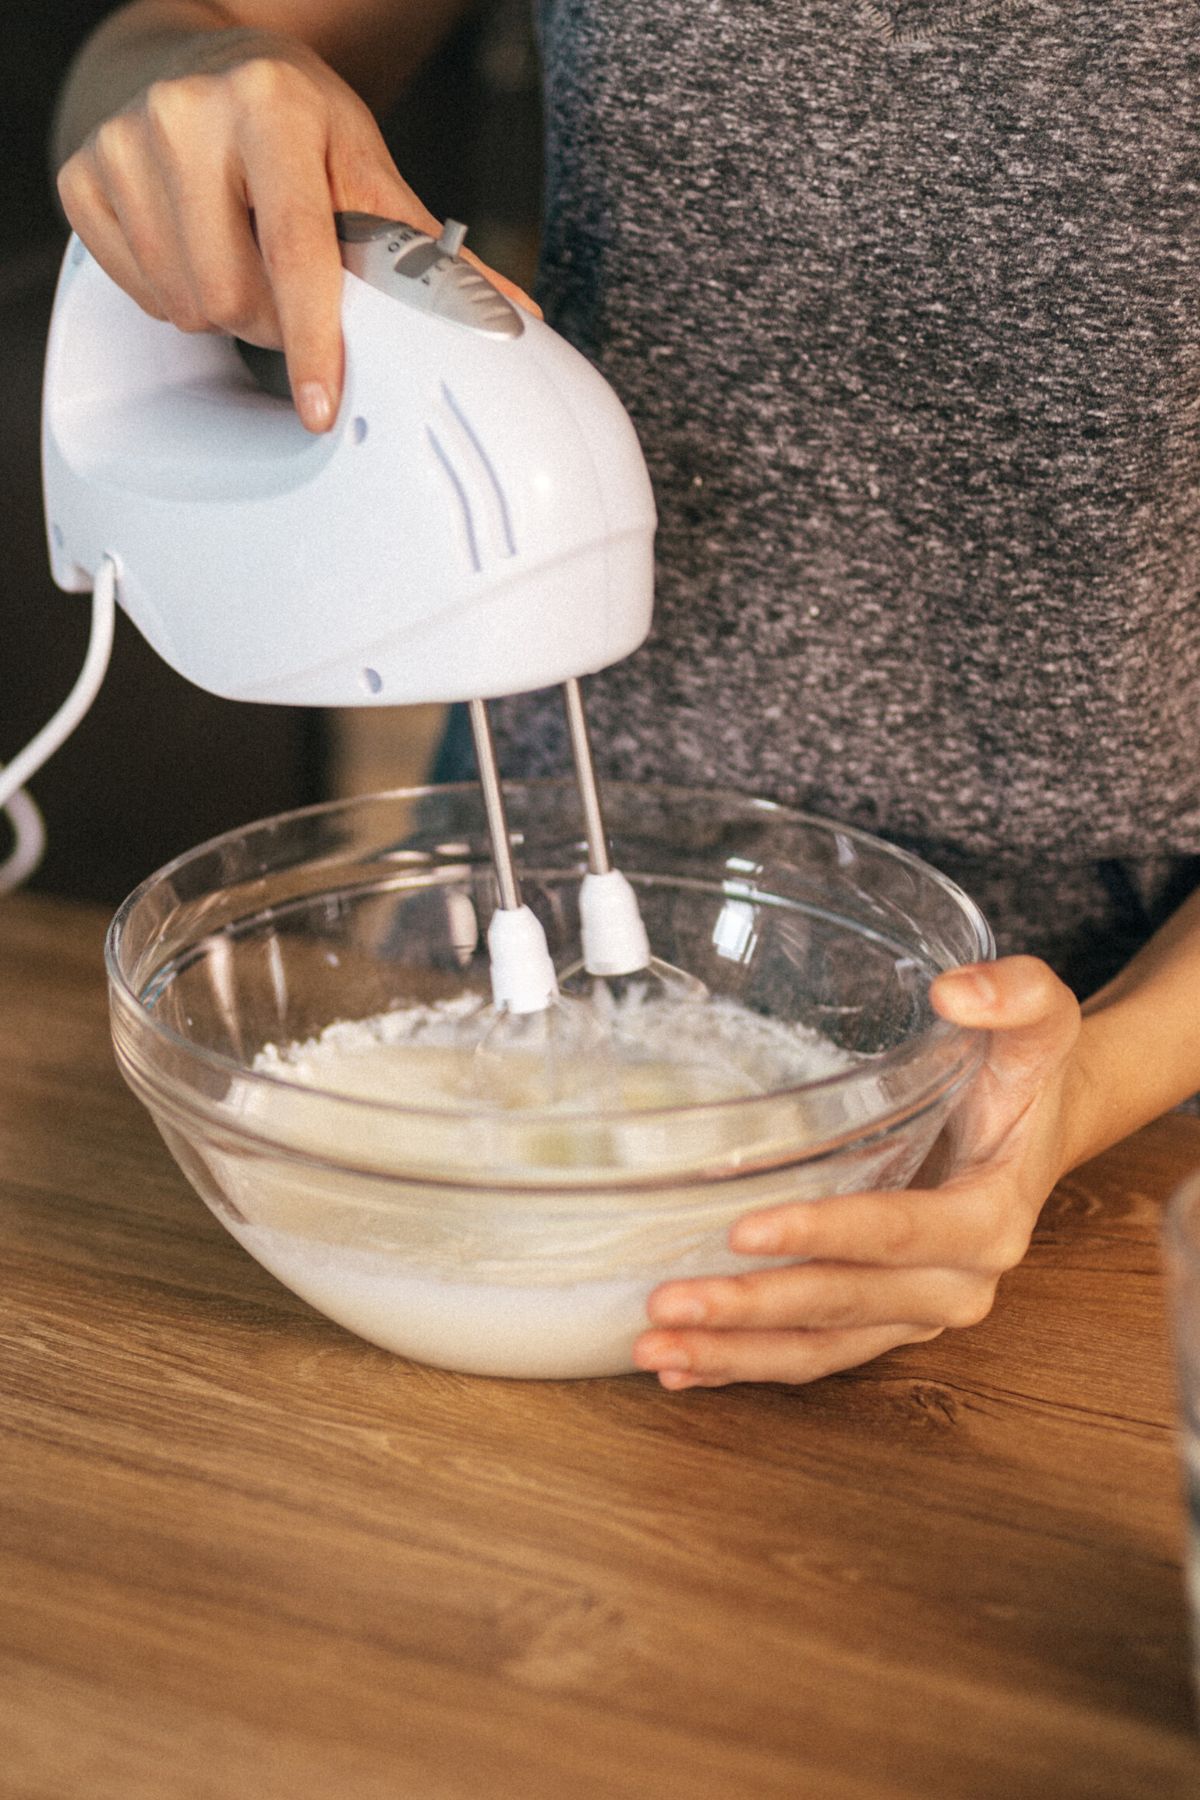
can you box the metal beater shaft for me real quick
[562,677,611,878]
[468,697,523,913]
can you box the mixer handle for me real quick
[235,212,520,401]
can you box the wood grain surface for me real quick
[3,891,1199,1800]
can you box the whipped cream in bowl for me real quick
[107,781,992,1377]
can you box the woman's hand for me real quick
[634,955,1085,1389]
[56,27,535,432]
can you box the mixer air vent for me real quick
[426,383,517,575]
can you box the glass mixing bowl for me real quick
[107,781,993,1379]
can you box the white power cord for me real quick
[0,554,118,893]
[0,786,46,892]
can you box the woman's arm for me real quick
[634,891,1200,1388]
[52,0,527,432]
[53,0,475,160]
[1066,884,1200,1166]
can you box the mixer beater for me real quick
[29,210,709,1099]
[464,679,705,1107]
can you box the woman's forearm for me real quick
[53,0,473,166]
[1063,885,1200,1170]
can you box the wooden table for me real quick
[3,892,1199,1800]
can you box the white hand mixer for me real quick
[24,213,700,1052]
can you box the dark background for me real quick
[0,1,540,902]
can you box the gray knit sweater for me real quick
[489,0,1200,993]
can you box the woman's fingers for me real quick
[148,98,279,347]
[634,1322,942,1389]
[631,956,1082,1392]
[57,155,168,320]
[921,955,1082,1181]
[83,117,176,308]
[59,42,542,438]
[646,1261,995,1335]
[933,956,1080,1105]
[462,246,543,318]
[240,133,345,429]
[52,47,385,433]
[932,953,1078,1041]
[727,1178,1032,1276]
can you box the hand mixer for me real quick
[27,213,700,1063]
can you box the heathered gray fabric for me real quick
[489,0,1200,994]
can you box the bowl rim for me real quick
[105,778,995,1134]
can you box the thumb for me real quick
[932,955,1080,1098]
[925,957,1081,1172]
